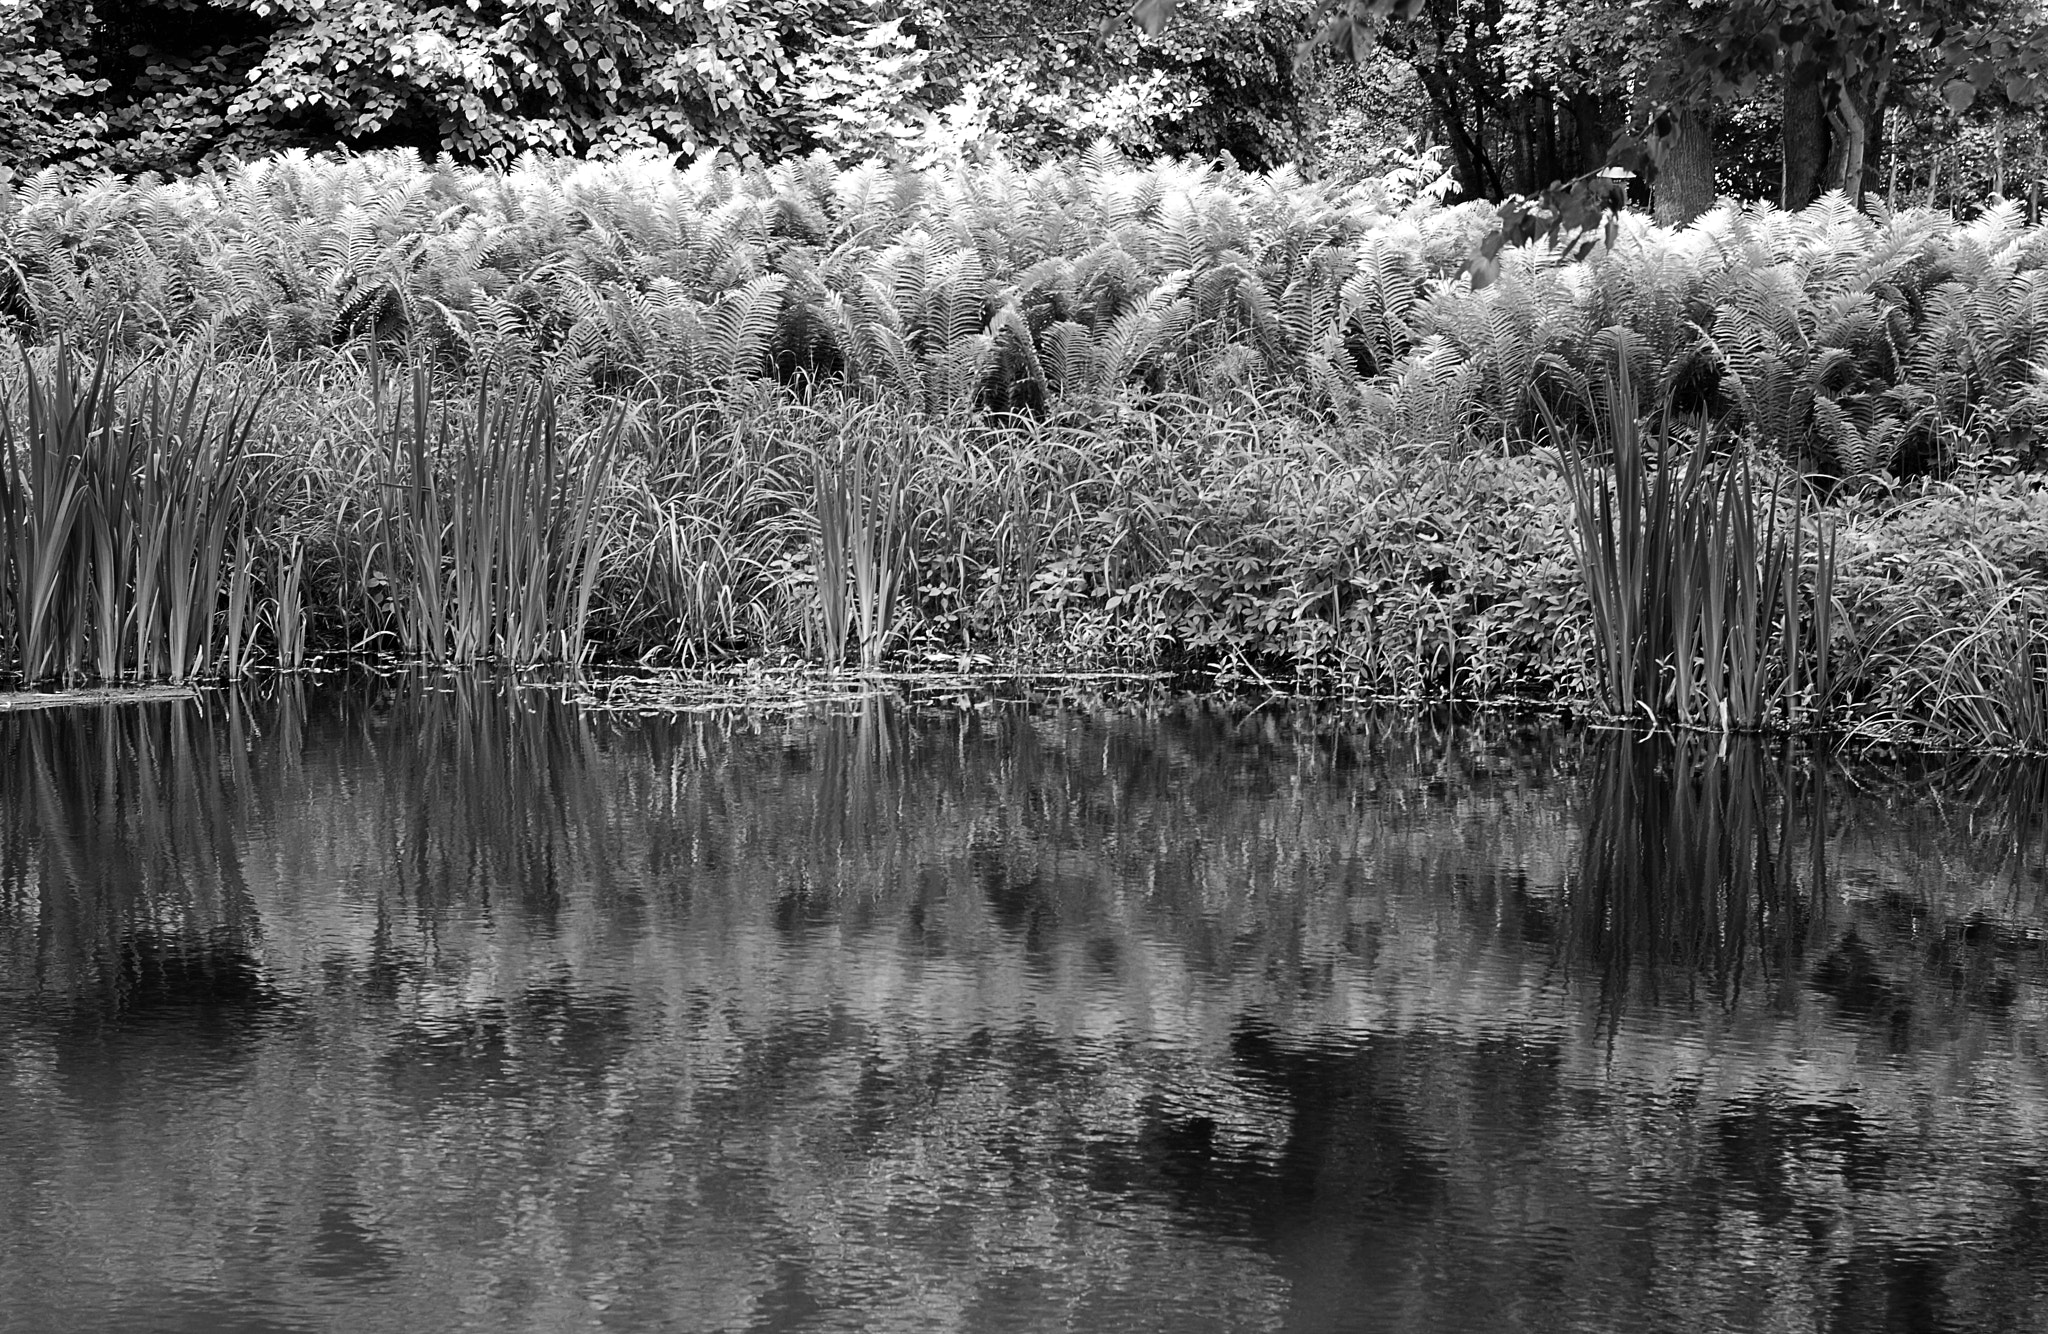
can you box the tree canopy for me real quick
[0,0,2041,224]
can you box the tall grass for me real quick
[1544,355,1838,732]
[365,364,619,665]
[0,320,2037,758]
[811,431,914,671]
[0,343,267,683]
[1858,580,2048,753]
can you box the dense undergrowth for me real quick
[2,148,2046,752]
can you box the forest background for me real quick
[4,0,2047,216]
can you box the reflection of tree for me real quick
[3,686,2048,1332]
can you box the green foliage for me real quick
[855,0,1320,169]
[220,0,825,162]
[0,148,2043,756]
[796,18,951,166]
[1115,420,1585,696]
[0,342,268,682]
[0,0,1327,177]
[1831,476,2048,751]
[0,0,107,171]
[10,149,2048,475]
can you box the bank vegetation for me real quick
[1,148,2044,750]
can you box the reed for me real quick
[1542,356,1837,732]
[266,537,307,671]
[367,363,620,665]
[809,420,914,671]
[0,343,99,681]
[0,342,268,684]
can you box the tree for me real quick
[0,0,107,170]
[1680,0,2040,208]
[1126,0,2048,225]
[893,0,1321,168]
[0,0,1329,176]
[1362,0,1625,201]
[0,0,842,173]
[213,0,829,163]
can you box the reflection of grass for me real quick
[0,684,198,711]
[1838,750,2048,895]
[1567,731,1825,1006]
[0,692,268,1007]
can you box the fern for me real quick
[986,301,1047,409]
[927,245,988,357]
[706,274,789,383]
[859,319,924,402]
[1041,320,1097,398]
[1811,390,1905,475]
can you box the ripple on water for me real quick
[1,686,2045,1332]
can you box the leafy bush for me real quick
[1832,475,2048,750]
[0,1,106,171]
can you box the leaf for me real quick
[1127,0,1179,37]
[1942,79,1979,114]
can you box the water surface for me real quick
[2,680,2046,1332]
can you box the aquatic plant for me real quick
[0,342,269,683]
[1543,351,1837,731]
[811,440,914,672]
[360,363,619,666]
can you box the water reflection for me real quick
[1,681,2045,1332]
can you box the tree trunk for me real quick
[1414,69,1498,200]
[1886,105,1900,210]
[1653,105,1716,226]
[1783,60,1829,209]
[1569,91,1615,176]
[1822,69,1885,205]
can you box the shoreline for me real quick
[0,685,202,712]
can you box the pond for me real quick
[1,679,2045,1333]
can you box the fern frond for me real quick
[707,273,789,381]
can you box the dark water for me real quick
[2,680,2046,1334]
